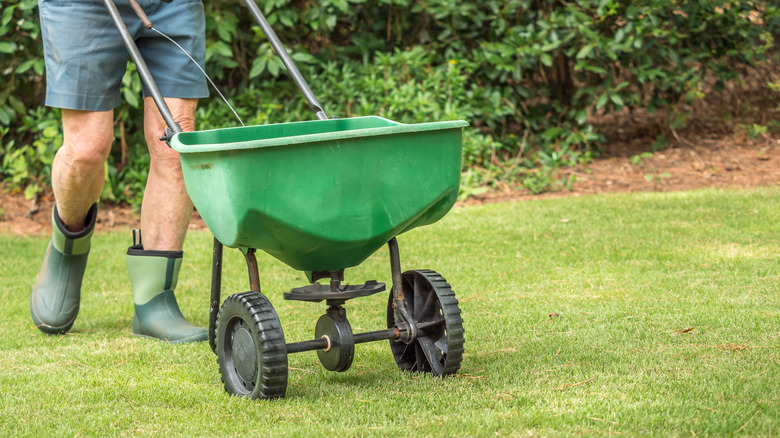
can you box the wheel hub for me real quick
[231,321,258,384]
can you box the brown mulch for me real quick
[465,136,779,205]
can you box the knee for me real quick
[59,132,113,171]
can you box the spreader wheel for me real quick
[387,269,464,376]
[216,292,288,399]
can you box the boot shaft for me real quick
[51,204,97,256]
[125,229,207,343]
[126,230,184,306]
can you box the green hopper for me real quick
[171,116,467,272]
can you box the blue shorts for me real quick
[39,0,209,111]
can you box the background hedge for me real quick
[1,0,778,205]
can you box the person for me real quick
[29,0,209,343]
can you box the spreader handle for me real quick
[103,0,183,138]
[242,0,329,120]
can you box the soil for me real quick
[2,132,777,236]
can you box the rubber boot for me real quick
[126,230,207,343]
[30,203,97,334]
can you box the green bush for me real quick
[1,0,778,203]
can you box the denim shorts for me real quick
[39,0,209,111]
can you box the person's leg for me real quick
[127,97,206,343]
[140,97,196,251]
[30,110,114,334]
[135,0,206,246]
[53,110,115,229]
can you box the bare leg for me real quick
[139,97,197,251]
[52,109,115,231]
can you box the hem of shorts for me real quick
[143,84,210,101]
[45,91,121,112]
[46,87,209,111]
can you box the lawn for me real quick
[1,187,778,436]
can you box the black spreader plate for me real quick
[284,281,386,302]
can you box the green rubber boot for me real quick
[30,204,97,334]
[126,230,207,343]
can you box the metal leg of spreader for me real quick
[242,249,262,293]
[208,238,223,353]
[388,237,418,343]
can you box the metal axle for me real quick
[285,320,442,354]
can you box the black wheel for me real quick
[386,269,464,376]
[216,292,288,399]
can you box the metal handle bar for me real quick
[102,0,182,140]
[242,0,329,120]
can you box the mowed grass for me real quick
[0,187,778,437]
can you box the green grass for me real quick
[1,187,778,436]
